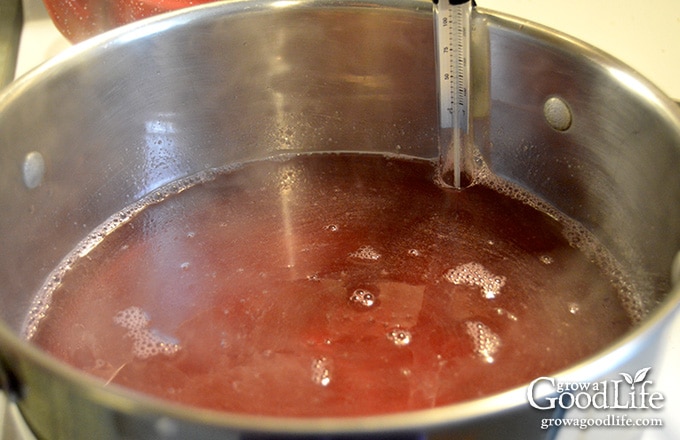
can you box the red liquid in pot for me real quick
[26,154,635,416]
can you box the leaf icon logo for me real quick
[634,367,651,383]
[620,367,652,390]
[620,372,634,388]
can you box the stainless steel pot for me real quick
[1,0,680,438]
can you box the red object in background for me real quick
[43,0,214,42]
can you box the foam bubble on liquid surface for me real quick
[387,327,412,347]
[568,302,580,314]
[22,167,229,340]
[539,255,554,265]
[311,357,332,386]
[464,320,500,363]
[349,245,381,261]
[444,262,506,299]
[349,289,375,308]
[113,307,181,359]
[323,224,339,232]
[475,162,650,323]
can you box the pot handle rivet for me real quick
[22,151,45,189]
[543,96,572,131]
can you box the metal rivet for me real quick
[22,151,45,189]
[543,96,572,131]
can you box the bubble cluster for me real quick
[349,289,375,307]
[568,302,580,314]
[349,245,381,261]
[464,320,500,363]
[22,167,232,340]
[311,357,332,387]
[444,262,506,299]
[387,328,412,347]
[539,255,554,265]
[114,306,150,329]
[113,306,181,360]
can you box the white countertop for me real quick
[483,0,680,102]
[9,1,680,439]
[15,0,680,101]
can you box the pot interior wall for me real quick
[0,0,679,378]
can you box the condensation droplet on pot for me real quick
[22,151,45,189]
[543,96,572,131]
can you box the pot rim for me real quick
[2,0,680,434]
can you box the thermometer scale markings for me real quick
[440,4,468,128]
[434,0,472,188]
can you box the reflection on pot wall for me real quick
[140,114,185,200]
